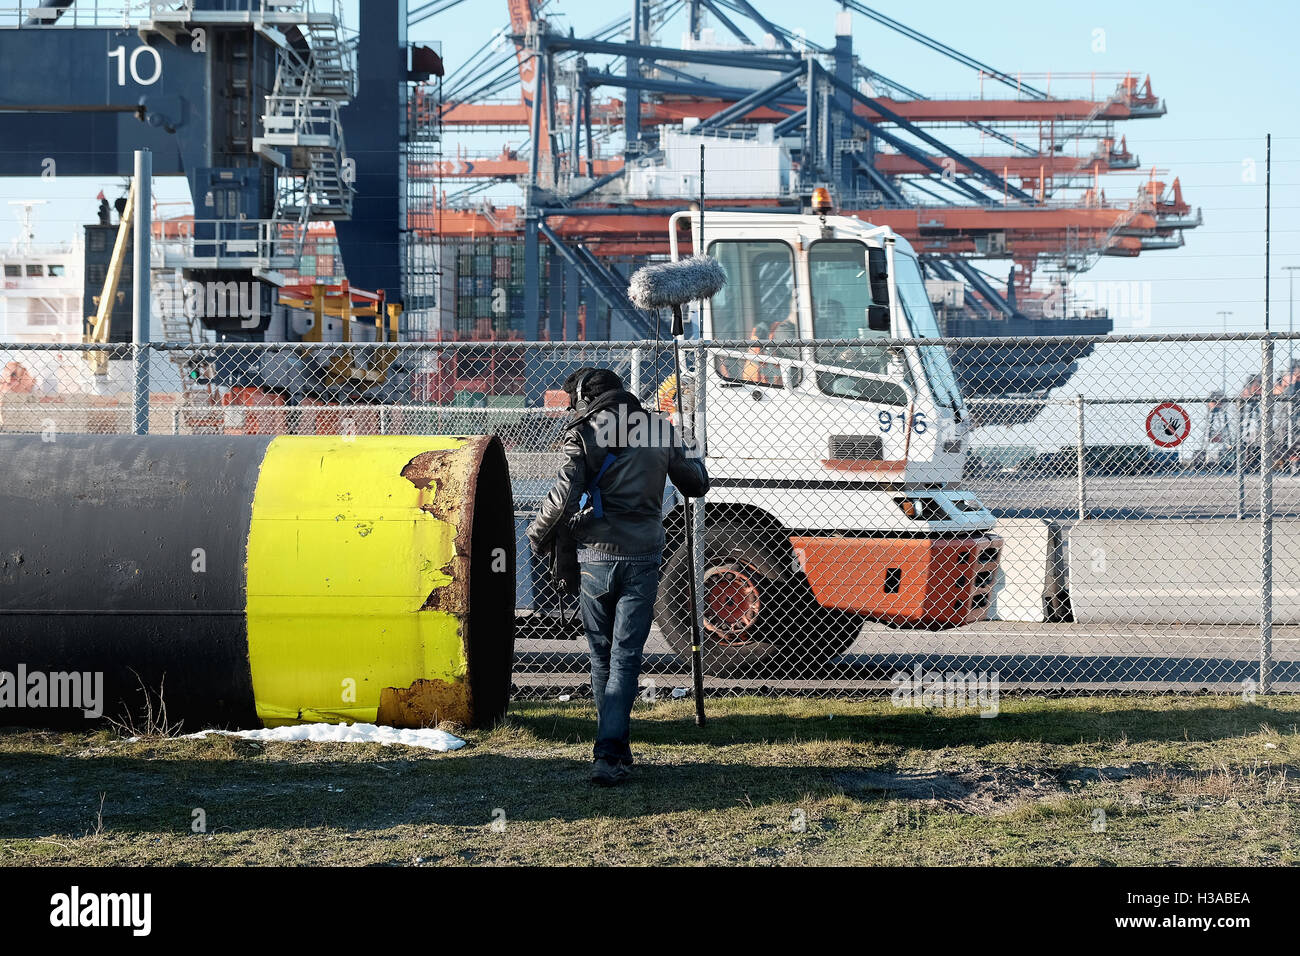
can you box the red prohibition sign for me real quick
[1146,402,1190,448]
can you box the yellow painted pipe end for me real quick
[245,434,515,729]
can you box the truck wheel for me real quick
[654,522,860,678]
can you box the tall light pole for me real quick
[1217,310,1234,394]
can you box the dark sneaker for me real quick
[590,758,626,787]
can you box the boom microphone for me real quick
[628,255,726,310]
[629,254,723,731]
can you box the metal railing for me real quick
[150,219,305,275]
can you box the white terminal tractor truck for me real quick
[518,197,1002,677]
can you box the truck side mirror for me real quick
[866,305,891,333]
[867,247,889,303]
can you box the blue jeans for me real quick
[578,560,661,764]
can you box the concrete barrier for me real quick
[1066,518,1300,625]
[988,518,1067,622]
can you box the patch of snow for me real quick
[185,722,466,752]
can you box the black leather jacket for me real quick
[526,389,709,559]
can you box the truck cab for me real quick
[649,206,1002,676]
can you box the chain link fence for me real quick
[2,333,1297,698]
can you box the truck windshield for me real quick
[808,240,907,406]
[893,253,964,411]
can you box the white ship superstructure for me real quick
[0,201,83,344]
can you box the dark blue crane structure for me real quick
[0,0,413,341]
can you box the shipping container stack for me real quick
[450,238,549,340]
[281,225,342,286]
[434,237,554,402]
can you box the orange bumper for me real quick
[789,534,1002,627]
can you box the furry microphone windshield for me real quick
[628,255,727,310]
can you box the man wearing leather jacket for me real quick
[527,367,709,786]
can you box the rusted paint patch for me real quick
[394,437,503,728]
[401,441,485,621]
[376,677,470,728]
[420,560,463,612]
[401,444,472,525]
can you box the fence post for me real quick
[379,406,388,435]
[630,347,642,398]
[692,341,708,675]
[1260,338,1274,694]
[1236,399,1246,519]
[1074,394,1087,519]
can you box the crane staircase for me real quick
[252,9,356,237]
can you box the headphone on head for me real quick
[574,368,596,412]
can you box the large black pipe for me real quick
[1,435,268,728]
[0,434,515,731]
